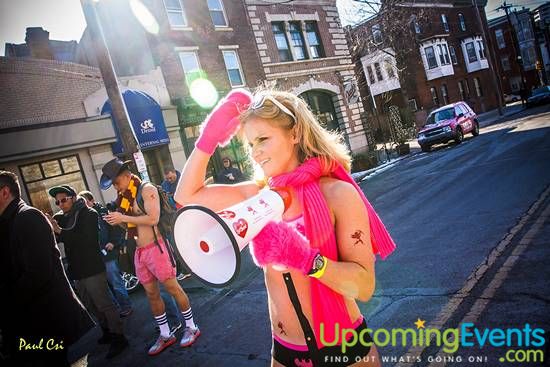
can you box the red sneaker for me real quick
[180,326,201,347]
[148,334,176,356]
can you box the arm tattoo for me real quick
[351,230,365,246]
[277,321,287,335]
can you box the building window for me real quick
[495,29,505,49]
[178,51,201,83]
[441,14,449,32]
[414,21,421,34]
[207,0,228,27]
[473,77,482,97]
[425,46,438,69]
[458,13,466,31]
[384,59,395,78]
[289,22,307,60]
[222,50,245,87]
[372,24,382,44]
[430,87,439,106]
[458,80,465,100]
[163,0,187,27]
[464,79,471,97]
[501,56,511,71]
[465,42,478,63]
[521,45,537,67]
[272,22,292,62]
[441,84,449,105]
[305,22,324,59]
[20,155,88,215]
[408,98,418,111]
[477,40,485,59]
[450,45,458,65]
[437,44,451,65]
[374,62,383,81]
[366,65,375,84]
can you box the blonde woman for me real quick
[175,89,395,366]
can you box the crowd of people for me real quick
[0,161,200,365]
[1,88,396,367]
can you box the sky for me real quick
[0,0,548,56]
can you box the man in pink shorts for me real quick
[101,159,200,356]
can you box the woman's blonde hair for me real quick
[239,88,351,173]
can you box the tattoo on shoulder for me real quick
[351,230,365,246]
[277,321,287,335]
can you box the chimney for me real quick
[25,27,54,60]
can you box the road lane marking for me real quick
[425,200,550,367]
[394,184,550,366]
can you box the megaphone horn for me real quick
[173,187,291,288]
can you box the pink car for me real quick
[417,102,480,152]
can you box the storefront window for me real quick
[19,155,88,215]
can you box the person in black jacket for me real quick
[0,171,94,367]
[45,185,128,360]
[215,157,245,184]
[79,190,133,317]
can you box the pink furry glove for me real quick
[250,221,320,275]
[195,89,252,155]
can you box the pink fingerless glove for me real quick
[250,221,319,275]
[195,89,252,155]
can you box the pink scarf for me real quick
[269,157,396,347]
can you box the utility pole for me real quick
[497,1,527,91]
[80,0,139,159]
[472,0,503,115]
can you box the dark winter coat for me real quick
[53,198,105,280]
[0,199,94,353]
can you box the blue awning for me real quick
[101,90,170,155]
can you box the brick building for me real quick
[141,0,266,174]
[4,27,78,62]
[0,55,185,214]
[139,0,370,167]
[488,8,542,95]
[241,0,370,155]
[348,0,499,134]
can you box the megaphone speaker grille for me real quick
[173,205,241,288]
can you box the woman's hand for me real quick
[195,89,252,155]
[250,221,319,275]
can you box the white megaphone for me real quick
[173,187,292,288]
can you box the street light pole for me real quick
[472,0,504,115]
[80,0,139,159]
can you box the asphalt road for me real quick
[74,105,550,367]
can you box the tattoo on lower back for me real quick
[277,321,287,335]
[351,230,365,246]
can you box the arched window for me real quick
[458,13,466,31]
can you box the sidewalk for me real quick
[476,102,525,128]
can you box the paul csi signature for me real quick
[19,338,64,351]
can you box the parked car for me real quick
[504,93,520,103]
[417,102,479,152]
[527,86,550,107]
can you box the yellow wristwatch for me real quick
[308,254,328,279]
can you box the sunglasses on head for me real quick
[55,196,73,206]
[250,94,297,124]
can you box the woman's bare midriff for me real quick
[267,189,361,347]
[265,266,362,347]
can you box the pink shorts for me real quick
[134,238,176,284]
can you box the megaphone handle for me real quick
[271,187,292,212]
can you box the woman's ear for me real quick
[290,125,301,144]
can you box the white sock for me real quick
[181,308,197,329]
[155,313,171,338]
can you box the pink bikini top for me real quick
[283,214,305,236]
